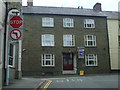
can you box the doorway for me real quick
[62,53,76,74]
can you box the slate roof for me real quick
[22,6,119,19]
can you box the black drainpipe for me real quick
[3,2,8,85]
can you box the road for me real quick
[39,75,119,89]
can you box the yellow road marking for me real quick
[42,80,52,90]
[34,80,46,90]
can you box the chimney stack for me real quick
[27,0,33,6]
[93,3,102,11]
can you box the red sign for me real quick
[10,29,22,40]
[10,16,23,28]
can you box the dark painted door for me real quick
[63,53,74,70]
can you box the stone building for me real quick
[22,2,110,76]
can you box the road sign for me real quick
[10,29,22,40]
[77,47,85,59]
[10,16,23,28]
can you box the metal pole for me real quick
[5,9,20,85]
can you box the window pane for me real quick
[63,18,73,27]
[42,54,55,66]
[84,19,95,28]
[42,34,54,46]
[46,60,51,65]
[63,35,74,46]
[42,17,54,27]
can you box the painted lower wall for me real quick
[107,19,119,70]
[0,67,2,90]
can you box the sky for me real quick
[22,0,119,11]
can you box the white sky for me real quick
[22,0,119,11]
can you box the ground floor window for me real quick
[85,54,98,66]
[9,43,15,67]
[41,54,55,67]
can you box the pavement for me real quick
[2,74,120,90]
[2,77,45,90]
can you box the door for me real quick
[63,53,74,70]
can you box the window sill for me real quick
[42,26,54,28]
[41,46,55,47]
[84,27,95,29]
[9,65,15,69]
[63,27,74,28]
[86,65,98,67]
[85,46,97,48]
[63,46,75,48]
[42,66,55,67]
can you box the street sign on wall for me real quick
[77,47,85,59]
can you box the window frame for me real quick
[41,54,55,67]
[9,43,16,67]
[42,17,54,27]
[84,19,95,28]
[84,35,96,47]
[63,18,74,28]
[63,34,75,47]
[119,36,120,46]
[41,34,54,46]
[85,54,98,66]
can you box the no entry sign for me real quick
[10,16,23,28]
[10,29,22,40]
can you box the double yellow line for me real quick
[34,80,52,90]
[42,80,52,90]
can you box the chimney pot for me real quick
[27,0,33,6]
[93,3,102,11]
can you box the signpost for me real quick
[10,29,22,40]
[10,16,23,28]
[9,16,23,41]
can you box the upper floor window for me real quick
[41,34,54,46]
[84,35,96,47]
[63,34,75,46]
[85,54,98,66]
[84,19,95,28]
[42,17,54,27]
[63,18,74,27]
[41,54,55,67]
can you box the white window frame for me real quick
[42,17,54,27]
[41,34,54,46]
[84,35,96,47]
[41,54,55,67]
[84,19,95,28]
[63,18,74,27]
[63,34,75,46]
[9,43,16,67]
[85,54,98,66]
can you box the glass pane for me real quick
[88,41,93,45]
[88,36,92,40]
[9,44,13,56]
[89,54,94,59]
[89,61,94,65]
[9,57,13,65]
[46,61,51,65]
[46,54,51,59]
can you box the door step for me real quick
[63,71,76,74]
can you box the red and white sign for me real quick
[10,16,23,28]
[10,29,22,40]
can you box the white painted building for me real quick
[0,0,6,89]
